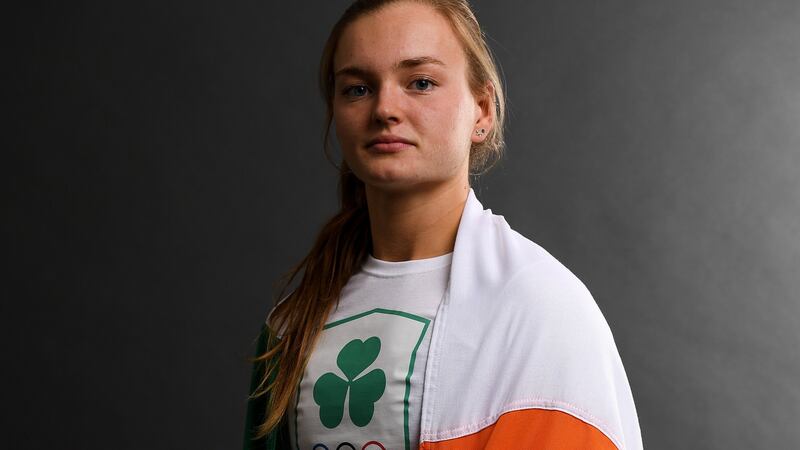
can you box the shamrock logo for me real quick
[313,336,386,428]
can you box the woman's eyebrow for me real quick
[334,56,447,79]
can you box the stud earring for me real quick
[475,128,486,137]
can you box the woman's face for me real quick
[332,1,492,193]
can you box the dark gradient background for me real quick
[5,0,799,448]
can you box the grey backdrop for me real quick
[6,0,799,448]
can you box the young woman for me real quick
[244,1,643,449]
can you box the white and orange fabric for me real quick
[245,187,643,449]
[411,188,642,449]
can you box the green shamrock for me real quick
[313,336,386,428]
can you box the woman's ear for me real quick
[471,82,496,144]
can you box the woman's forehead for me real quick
[334,2,465,74]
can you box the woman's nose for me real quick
[371,83,403,125]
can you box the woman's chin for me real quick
[354,159,415,181]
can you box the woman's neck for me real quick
[365,180,469,262]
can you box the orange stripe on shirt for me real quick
[419,408,618,450]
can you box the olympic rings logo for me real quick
[311,441,386,450]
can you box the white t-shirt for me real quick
[288,251,452,450]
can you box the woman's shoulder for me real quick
[263,289,296,339]
[498,241,615,342]
[466,209,612,337]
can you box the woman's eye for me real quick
[344,85,369,97]
[412,78,436,91]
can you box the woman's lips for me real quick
[368,142,413,152]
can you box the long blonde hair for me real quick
[249,0,508,438]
